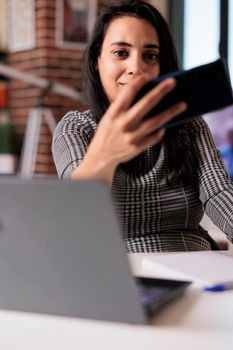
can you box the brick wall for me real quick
[7,0,159,177]
[8,0,109,177]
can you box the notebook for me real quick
[142,251,233,287]
[0,177,191,324]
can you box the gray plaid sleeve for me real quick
[52,111,95,179]
[191,117,233,242]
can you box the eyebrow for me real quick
[110,41,160,49]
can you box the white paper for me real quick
[142,251,233,286]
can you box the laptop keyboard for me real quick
[135,277,191,316]
[137,284,173,306]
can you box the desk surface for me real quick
[129,252,233,331]
[0,252,233,349]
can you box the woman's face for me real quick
[97,16,160,102]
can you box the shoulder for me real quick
[58,109,97,129]
[54,109,98,140]
[185,116,215,144]
[185,116,210,134]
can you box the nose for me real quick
[126,55,145,77]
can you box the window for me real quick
[183,0,220,69]
[179,0,233,180]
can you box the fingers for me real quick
[98,75,186,165]
[123,78,177,126]
[108,74,154,116]
[136,128,166,151]
[107,75,177,126]
[138,101,187,135]
[125,128,166,158]
[123,101,187,148]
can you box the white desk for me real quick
[0,253,233,350]
[129,253,233,330]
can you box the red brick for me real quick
[7,0,103,176]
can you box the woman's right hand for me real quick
[71,74,187,186]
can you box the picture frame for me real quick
[9,0,36,52]
[56,0,97,49]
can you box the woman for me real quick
[52,0,233,253]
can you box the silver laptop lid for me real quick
[0,177,146,324]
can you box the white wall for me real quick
[0,0,8,50]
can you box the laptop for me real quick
[0,177,191,324]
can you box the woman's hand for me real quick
[71,74,187,186]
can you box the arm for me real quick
[69,76,186,187]
[52,76,186,187]
[191,118,233,242]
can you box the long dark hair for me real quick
[83,0,198,185]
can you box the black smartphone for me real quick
[134,59,233,128]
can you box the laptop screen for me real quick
[0,177,191,324]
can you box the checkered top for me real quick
[52,110,233,253]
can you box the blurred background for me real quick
[0,0,232,179]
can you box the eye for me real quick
[113,50,128,58]
[143,51,160,62]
